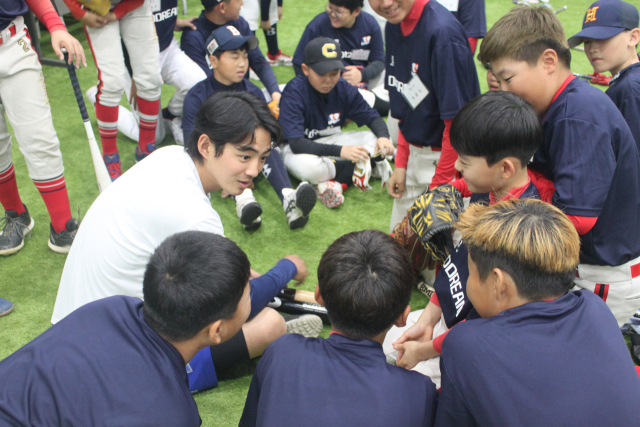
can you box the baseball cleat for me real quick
[0,298,13,317]
[164,116,184,146]
[316,181,344,209]
[249,68,260,81]
[372,157,393,189]
[353,158,373,191]
[0,206,35,256]
[48,218,79,254]
[135,143,156,163]
[103,152,122,181]
[282,182,318,230]
[266,50,293,66]
[284,314,323,338]
[236,189,263,230]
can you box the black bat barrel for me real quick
[268,297,330,324]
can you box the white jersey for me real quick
[52,146,224,324]
[240,0,279,31]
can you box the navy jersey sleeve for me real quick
[238,18,279,94]
[279,82,307,140]
[181,28,213,78]
[342,80,380,127]
[608,88,640,149]
[434,357,476,427]
[247,81,268,102]
[367,17,385,63]
[182,84,205,145]
[292,18,320,67]
[454,0,487,38]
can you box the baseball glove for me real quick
[392,214,437,272]
[76,0,111,15]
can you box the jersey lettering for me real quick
[387,75,406,93]
[153,7,178,22]
[443,256,465,316]
[227,25,241,36]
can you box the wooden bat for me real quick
[268,297,330,324]
[278,288,319,304]
[63,50,112,194]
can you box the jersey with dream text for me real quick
[292,11,385,69]
[530,76,640,266]
[279,74,379,141]
[606,59,640,150]
[150,0,179,52]
[446,0,487,38]
[384,0,479,148]
[0,0,27,31]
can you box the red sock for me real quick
[34,175,72,233]
[137,97,160,153]
[95,102,119,155]
[0,164,25,214]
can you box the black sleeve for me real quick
[368,116,390,139]
[260,0,270,22]
[293,63,303,76]
[359,60,385,82]
[287,137,343,157]
[277,0,282,6]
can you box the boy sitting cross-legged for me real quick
[239,230,438,427]
[435,199,639,426]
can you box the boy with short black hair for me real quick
[183,26,317,230]
[239,230,438,427]
[568,0,640,147]
[279,37,394,209]
[435,199,639,426]
[479,5,640,326]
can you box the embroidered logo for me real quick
[412,63,419,74]
[226,25,241,36]
[322,43,338,58]
[328,113,341,125]
[585,6,599,23]
[361,36,371,45]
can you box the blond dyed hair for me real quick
[456,199,580,299]
[479,5,571,68]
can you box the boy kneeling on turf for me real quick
[239,230,438,427]
[434,199,639,426]
[279,37,394,209]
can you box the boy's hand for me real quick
[387,168,406,197]
[374,137,394,158]
[51,30,86,68]
[80,11,108,28]
[342,65,363,85]
[278,6,283,20]
[340,145,370,162]
[283,255,309,286]
[104,11,117,23]
[395,340,439,370]
[175,17,197,31]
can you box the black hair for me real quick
[211,42,249,59]
[450,91,542,167]
[329,0,364,12]
[143,231,251,342]
[186,91,283,164]
[202,0,229,13]
[317,230,415,339]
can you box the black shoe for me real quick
[48,218,79,254]
[0,206,35,256]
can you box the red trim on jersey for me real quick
[26,0,66,32]
[635,366,640,380]
[433,330,447,354]
[594,283,609,302]
[550,74,576,106]
[631,263,640,279]
[83,27,105,104]
[62,0,86,20]
[430,292,440,307]
[430,119,456,188]
[468,37,478,54]
[401,0,429,37]
[395,127,410,169]
[112,0,144,20]
[527,168,555,203]
[566,215,597,235]
[21,28,41,65]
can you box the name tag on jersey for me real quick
[150,0,161,12]
[402,75,429,110]
[438,0,459,12]
[351,49,370,61]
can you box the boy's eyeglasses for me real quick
[326,5,348,18]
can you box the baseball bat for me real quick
[573,73,594,80]
[554,6,567,13]
[278,288,319,305]
[268,297,330,324]
[63,49,112,194]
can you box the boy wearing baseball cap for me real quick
[569,0,640,147]
[183,26,317,230]
[279,37,394,209]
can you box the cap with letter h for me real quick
[303,37,346,75]
[568,0,639,48]
[206,25,259,56]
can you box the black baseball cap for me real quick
[568,0,639,48]
[303,37,346,75]
[206,25,258,56]
[201,0,223,8]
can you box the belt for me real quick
[0,23,17,46]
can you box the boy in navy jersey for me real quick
[367,0,480,232]
[293,0,389,115]
[480,5,640,326]
[384,91,555,387]
[444,0,487,54]
[183,26,317,230]
[239,230,438,427]
[435,199,639,427]
[568,0,640,148]
[279,37,394,209]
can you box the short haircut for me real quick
[450,91,542,167]
[202,0,229,13]
[456,199,580,301]
[143,231,251,342]
[211,42,248,59]
[329,0,364,12]
[479,5,571,69]
[186,91,283,164]
[317,230,415,339]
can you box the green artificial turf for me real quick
[0,0,634,425]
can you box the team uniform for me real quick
[530,75,640,326]
[0,0,78,254]
[239,333,438,427]
[439,0,486,53]
[0,296,201,426]
[435,291,639,426]
[606,58,640,149]
[240,0,291,65]
[279,74,388,185]
[385,0,480,231]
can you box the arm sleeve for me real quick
[181,90,201,146]
[430,119,457,188]
[62,0,86,19]
[368,116,390,139]
[112,0,144,20]
[360,60,385,82]
[566,215,598,235]
[292,23,315,68]
[27,0,66,32]
[293,63,303,76]
[248,259,298,319]
[434,357,476,427]
[279,82,307,140]
[249,48,280,94]
[287,137,343,157]
[468,37,478,54]
[368,24,385,62]
[260,0,271,22]
[395,127,410,169]
[432,330,447,354]
[238,374,260,427]
[181,30,213,78]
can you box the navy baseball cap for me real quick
[206,25,258,56]
[303,37,346,75]
[201,0,223,8]
[568,0,639,48]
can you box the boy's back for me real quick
[607,61,640,147]
[436,291,639,427]
[239,333,437,427]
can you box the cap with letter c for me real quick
[303,37,346,75]
[568,0,639,48]
[205,25,259,56]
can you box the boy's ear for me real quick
[394,305,412,328]
[501,158,518,179]
[209,54,219,69]
[491,268,509,301]
[301,63,310,76]
[314,284,325,307]
[352,7,362,17]
[206,319,224,345]
[629,28,640,47]
[540,48,559,73]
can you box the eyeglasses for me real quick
[326,4,348,18]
